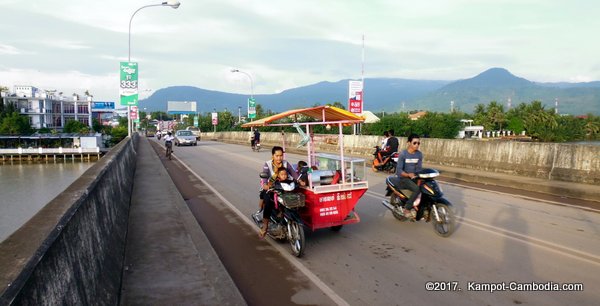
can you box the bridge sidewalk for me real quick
[120,137,245,305]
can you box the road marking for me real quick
[178,159,350,306]
[365,191,600,267]
[459,218,600,267]
[439,181,600,213]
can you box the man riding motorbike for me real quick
[385,133,422,219]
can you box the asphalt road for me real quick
[151,138,600,306]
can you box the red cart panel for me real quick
[300,188,367,231]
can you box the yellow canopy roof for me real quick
[241,105,364,128]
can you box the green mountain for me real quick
[413,68,600,115]
[140,68,600,116]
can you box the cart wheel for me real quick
[330,225,343,232]
[288,221,305,257]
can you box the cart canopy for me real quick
[241,105,364,128]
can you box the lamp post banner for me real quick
[348,80,363,114]
[212,112,218,125]
[130,106,139,120]
[120,62,139,106]
[248,97,256,119]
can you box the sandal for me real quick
[258,228,267,239]
[403,208,417,219]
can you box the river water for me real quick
[0,162,93,242]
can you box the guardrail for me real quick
[0,147,100,154]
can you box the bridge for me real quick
[1,134,599,305]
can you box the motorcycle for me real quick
[381,168,456,237]
[252,173,306,257]
[251,138,261,152]
[372,146,398,173]
[157,132,162,140]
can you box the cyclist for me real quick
[164,131,175,157]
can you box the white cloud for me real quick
[0,0,599,102]
[0,44,20,55]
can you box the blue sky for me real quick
[1,0,599,102]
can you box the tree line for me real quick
[3,95,599,143]
[142,100,599,142]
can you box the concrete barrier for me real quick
[203,131,600,185]
[0,135,138,305]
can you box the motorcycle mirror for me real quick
[259,172,269,179]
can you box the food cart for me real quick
[242,105,369,231]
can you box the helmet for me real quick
[167,131,172,136]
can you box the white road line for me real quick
[178,159,350,306]
[364,190,600,266]
[439,180,600,213]
[460,218,600,266]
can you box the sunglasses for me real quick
[412,141,421,145]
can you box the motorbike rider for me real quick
[382,129,398,157]
[258,146,304,238]
[380,130,390,150]
[253,129,261,147]
[386,133,423,219]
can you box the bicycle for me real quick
[165,141,173,160]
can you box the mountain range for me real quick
[140,68,600,115]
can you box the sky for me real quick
[1,0,599,102]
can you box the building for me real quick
[1,85,116,131]
[408,111,427,120]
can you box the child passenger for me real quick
[270,166,296,191]
[259,167,297,238]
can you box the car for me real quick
[145,128,156,137]
[185,126,201,140]
[174,130,197,146]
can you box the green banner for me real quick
[120,62,139,106]
[248,97,256,119]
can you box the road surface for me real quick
[151,139,599,306]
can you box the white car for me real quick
[174,130,197,146]
[185,126,201,140]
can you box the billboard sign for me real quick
[92,101,115,110]
[348,80,363,114]
[167,101,197,114]
[119,62,138,106]
[212,112,218,125]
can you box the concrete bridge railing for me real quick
[205,131,600,185]
[0,135,138,305]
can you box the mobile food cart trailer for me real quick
[242,105,369,232]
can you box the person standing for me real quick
[386,133,423,219]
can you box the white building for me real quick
[1,85,94,131]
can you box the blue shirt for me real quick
[396,149,423,176]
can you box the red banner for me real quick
[348,80,363,114]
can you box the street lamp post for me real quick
[230,69,254,98]
[231,69,254,122]
[127,1,180,138]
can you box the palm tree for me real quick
[486,101,506,130]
